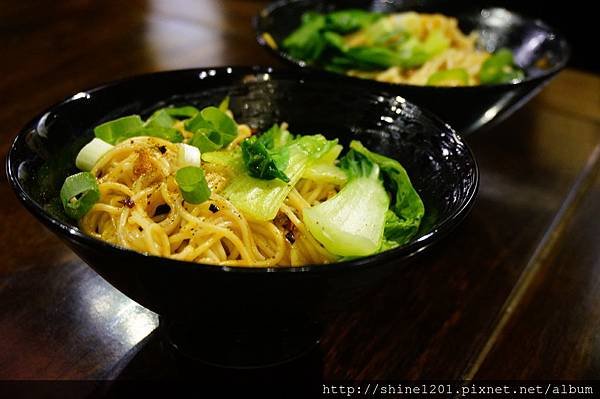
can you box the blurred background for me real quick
[453,0,596,72]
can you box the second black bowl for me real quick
[255,0,571,135]
[7,67,478,367]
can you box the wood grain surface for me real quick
[1,0,599,388]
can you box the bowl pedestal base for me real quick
[158,316,321,369]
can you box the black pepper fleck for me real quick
[119,197,135,208]
[285,231,295,244]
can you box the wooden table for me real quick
[2,0,599,392]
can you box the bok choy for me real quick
[303,140,424,256]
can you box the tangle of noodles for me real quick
[80,124,340,267]
[344,12,491,86]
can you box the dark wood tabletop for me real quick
[2,0,600,392]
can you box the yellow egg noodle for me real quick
[80,126,339,267]
[347,13,490,85]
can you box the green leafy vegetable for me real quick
[223,147,307,221]
[201,148,243,170]
[94,115,144,144]
[60,172,100,219]
[257,124,294,149]
[479,48,525,84]
[302,163,347,185]
[301,142,346,184]
[325,9,381,33]
[303,149,389,256]
[282,12,327,61]
[223,131,338,221]
[241,136,290,182]
[427,68,469,86]
[349,141,424,248]
[175,166,211,204]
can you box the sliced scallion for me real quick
[94,115,144,144]
[75,138,114,171]
[177,143,201,167]
[175,166,211,204]
[60,172,100,219]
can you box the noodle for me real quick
[346,13,491,85]
[80,130,339,267]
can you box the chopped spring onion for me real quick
[427,68,469,86]
[164,106,200,119]
[60,172,100,219]
[479,48,525,84]
[177,143,201,168]
[218,96,230,112]
[94,115,144,144]
[75,138,114,171]
[175,166,211,204]
[146,109,176,129]
[137,126,184,143]
[186,106,238,152]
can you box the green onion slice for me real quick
[175,166,211,204]
[60,172,100,219]
[163,106,200,119]
[94,115,144,144]
[427,68,469,86]
[75,138,114,171]
[218,96,230,112]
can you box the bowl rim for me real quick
[6,66,479,275]
[254,0,572,91]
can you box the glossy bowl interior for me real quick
[255,0,571,134]
[7,67,478,367]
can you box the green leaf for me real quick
[202,148,243,170]
[349,140,424,246]
[302,163,347,185]
[344,46,403,69]
[94,115,144,144]
[381,209,414,249]
[256,124,294,149]
[60,172,100,219]
[223,146,308,221]
[339,149,378,180]
[323,31,348,52]
[303,150,388,256]
[325,9,381,33]
[175,166,211,204]
[224,131,339,221]
[241,136,290,182]
[282,12,327,61]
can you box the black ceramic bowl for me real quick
[6,67,478,367]
[255,0,571,135]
